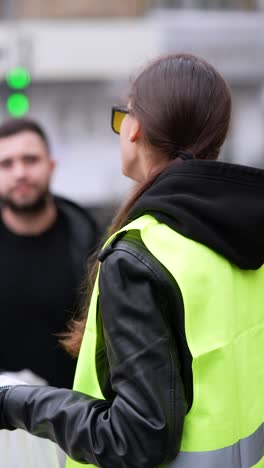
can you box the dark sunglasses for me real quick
[111,105,129,134]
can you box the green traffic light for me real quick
[6,67,31,90]
[6,94,30,117]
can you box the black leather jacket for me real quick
[1,231,190,468]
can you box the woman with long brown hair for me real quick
[0,54,263,468]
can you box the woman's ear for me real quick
[129,119,141,143]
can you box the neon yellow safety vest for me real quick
[67,214,264,468]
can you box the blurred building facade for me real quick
[0,0,264,226]
[2,0,264,16]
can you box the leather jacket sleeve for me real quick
[1,234,187,468]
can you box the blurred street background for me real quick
[0,0,264,228]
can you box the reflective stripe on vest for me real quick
[67,214,264,468]
[168,422,264,468]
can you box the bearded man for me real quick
[0,118,98,388]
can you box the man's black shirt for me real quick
[0,197,97,388]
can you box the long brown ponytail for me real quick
[62,53,232,357]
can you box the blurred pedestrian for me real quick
[0,118,98,389]
[0,54,263,468]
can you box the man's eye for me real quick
[24,155,39,164]
[0,160,12,169]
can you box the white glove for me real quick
[11,369,47,385]
[0,372,28,388]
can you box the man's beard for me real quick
[1,190,50,214]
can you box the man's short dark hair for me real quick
[0,117,50,152]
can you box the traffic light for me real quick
[5,67,31,117]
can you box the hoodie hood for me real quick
[128,159,264,270]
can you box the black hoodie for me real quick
[128,159,264,270]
